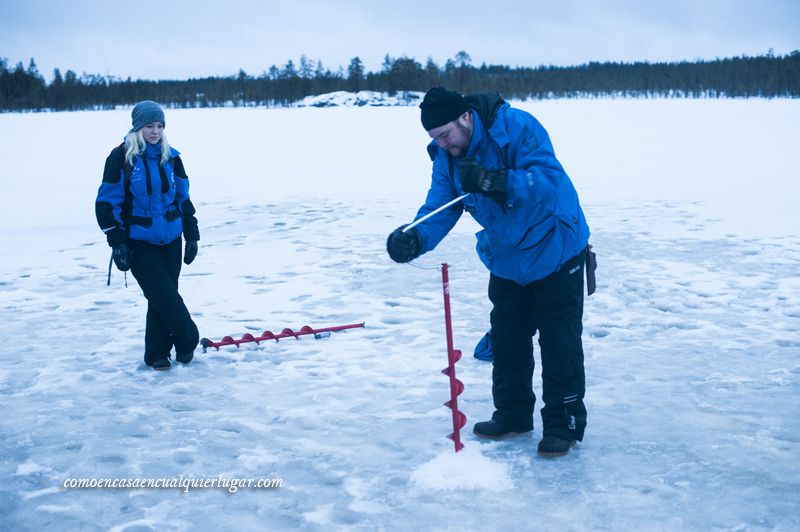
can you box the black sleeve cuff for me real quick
[105,226,127,246]
[180,199,200,240]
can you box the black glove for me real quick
[111,243,131,272]
[184,240,198,265]
[386,225,422,263]
[457,158,508,202]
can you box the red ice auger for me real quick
[403,198,470,452]
[200,323,365,352]
[440,263,467,452]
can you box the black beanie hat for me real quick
[419,87,469,130]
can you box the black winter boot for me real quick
[473,420,532,439]
[176,351,194,364]
[149,358,172,371]
[537,435,577,457]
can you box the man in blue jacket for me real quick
[386,87,590,457]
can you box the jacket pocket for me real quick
[514,217,557,251]
[128,216,153,228]
[556,210,579,251]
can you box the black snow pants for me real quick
[129,237,199,364]
[488,248,587,441]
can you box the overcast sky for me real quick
[2,0,798,81]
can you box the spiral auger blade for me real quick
[200,322,365,352]
[441,263,466,452]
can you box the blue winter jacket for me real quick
[414,102,590,285]
[95,141,200,247]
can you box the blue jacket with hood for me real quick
[413,96,589,285]
[95,141,199,247]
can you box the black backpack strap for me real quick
[117,142,135,236]
[116,142,133,184]
[466,92,510,169]
[464,92,506,129]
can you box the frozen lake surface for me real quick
[0,98,798,530]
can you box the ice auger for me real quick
[200,323,365,352]
[440,263,466,452]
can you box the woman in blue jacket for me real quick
[387,87,590,457]
[96,100,200,371]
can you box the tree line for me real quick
[1,50,798,111]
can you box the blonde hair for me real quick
[124,130,172,166]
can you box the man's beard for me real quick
[448,122,471,156]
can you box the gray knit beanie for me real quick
[130,100,165,132]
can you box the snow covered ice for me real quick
[0,98,799,530]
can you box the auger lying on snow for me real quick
[200,323,365,352]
